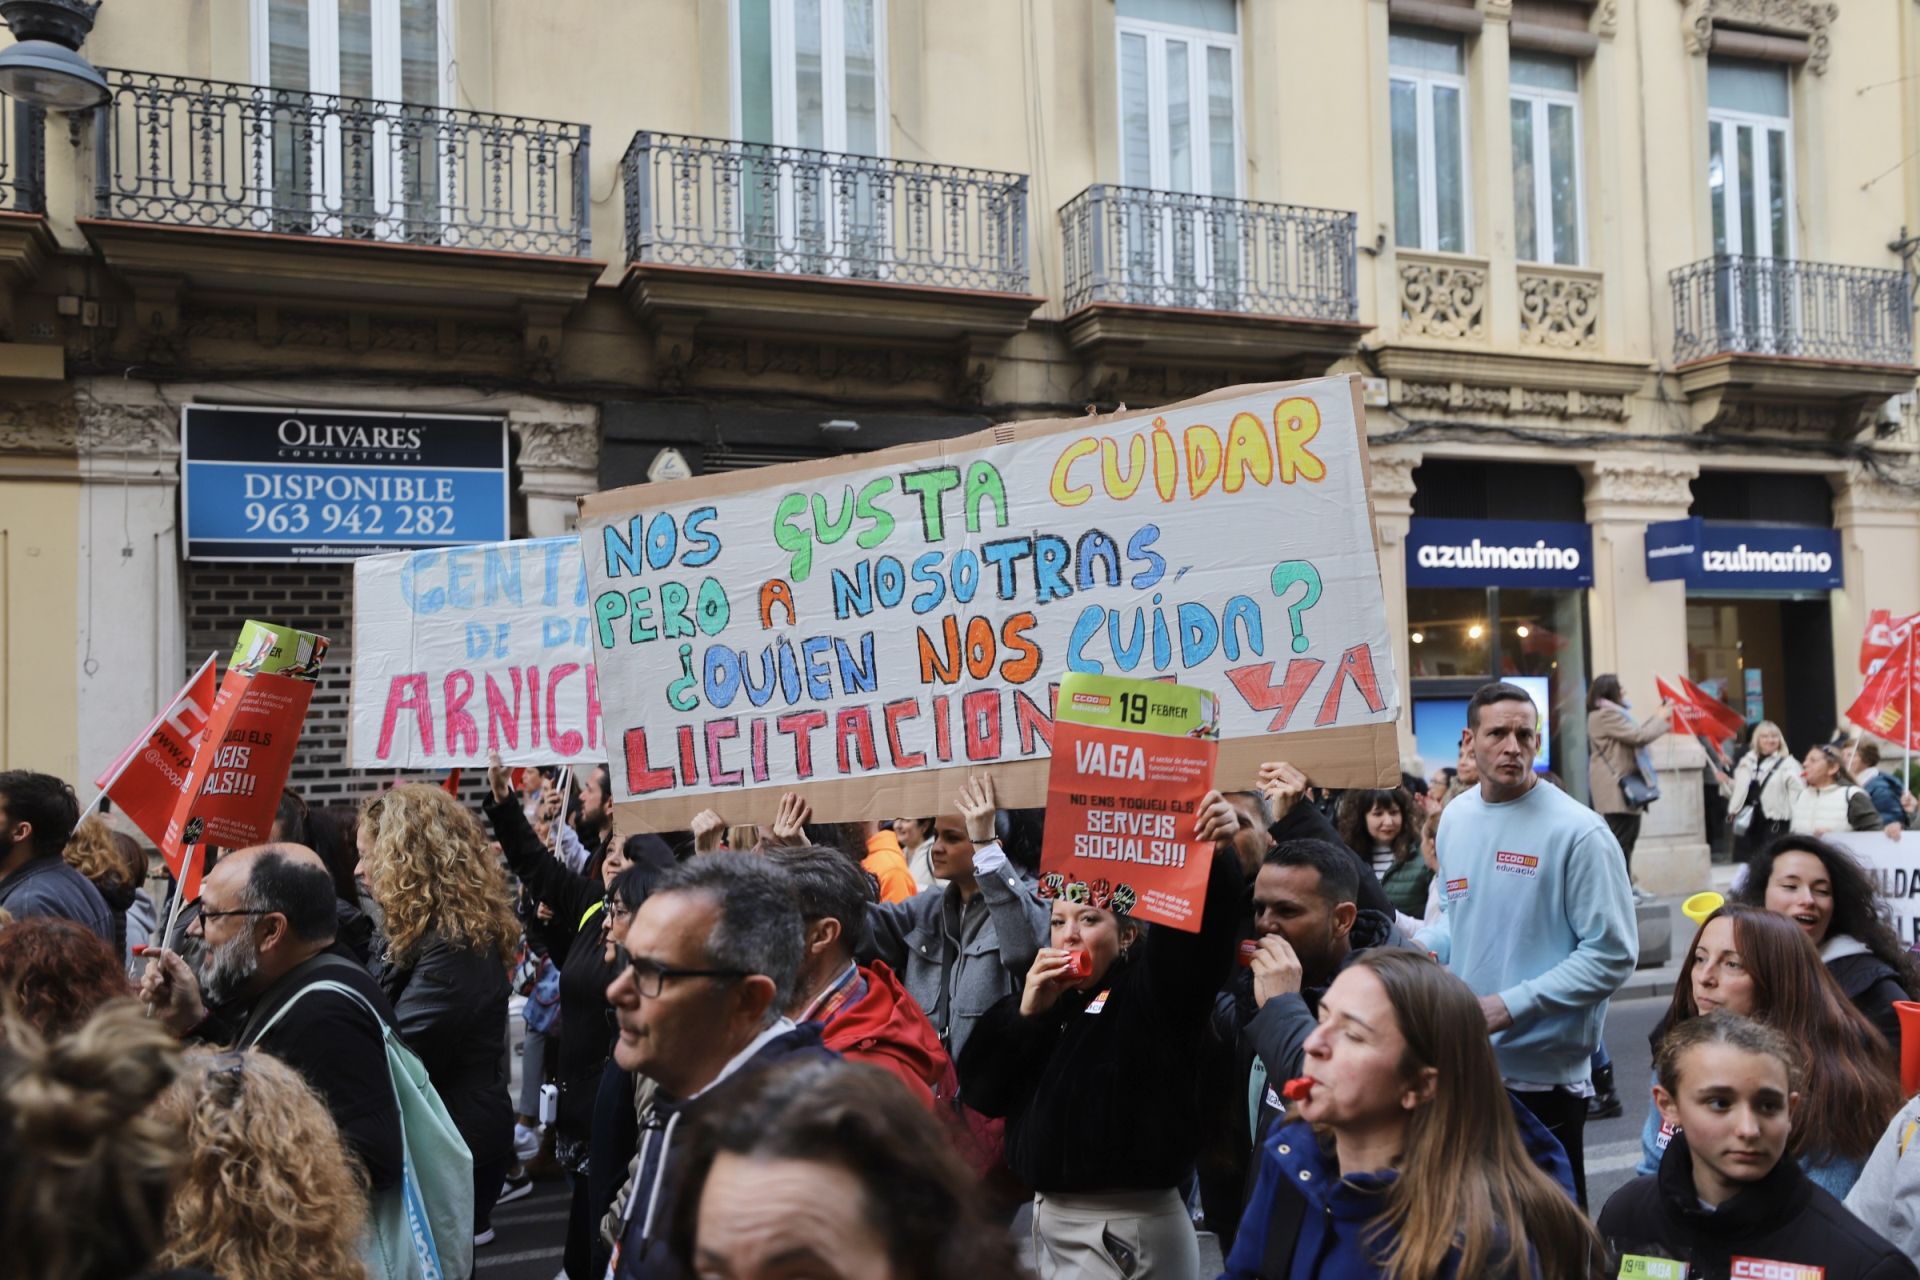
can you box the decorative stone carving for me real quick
[1397,381,1630,421]
[279,312,351,349]
[1587,457,1699,508]
[1369,452,1420,502]
[79,404,176,455]
[1399,258,1487,342]
[513,421,598,472]
[1518,387,1572,417]
[1682,0,1837,75]
[1833,463,1915,514]
[1595,0,1619,35]
[184,307,255,343]
[1708,401,1850,435]
[0,400,79,453]
[457,325,520,358]
[1481,0,1513,16]
[370,321,438,354]
[1519,271,1601,350]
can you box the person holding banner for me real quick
[0,770,110,943]
[1735,835,1920,1056]
[863,777,1048,1064]
[1225,950,1597,1279]
[357,783,520,1250]
[956,789,1241,1278]
[1718,720,1803,860]
[1846,738,1916,837]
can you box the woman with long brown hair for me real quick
[357,782,521,1250]
[1335,787,1429,921]
[1635,902,1900,1197]
[1227,948,1602,1278]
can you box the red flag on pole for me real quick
[1678,675,1746,739]
[1656,677,1715,737]
[95,654,218,849]
[1861,609,1920,676]
[441,768,463,795]
[1847,630,1920,751]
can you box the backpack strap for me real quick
[1259,1176,1309,1278]
[242,959,388,1048]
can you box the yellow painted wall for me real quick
[0,478,79,780]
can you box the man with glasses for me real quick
[602,851,834,1280]
[139,842,404,1194]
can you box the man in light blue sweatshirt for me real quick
[1415,680,1637,1210]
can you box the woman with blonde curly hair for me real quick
[357,782,519,1249]
[154,1045,369,1280]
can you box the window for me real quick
[736,0,882,155]
[1390,27,1469,253]
[1509,51,1581,265]
[255,0,449,234]
[1707,57,1790,259]
[1116,0,1240,196]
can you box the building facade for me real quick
[2,0,1918,890]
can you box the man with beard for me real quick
[139,842,403,1192]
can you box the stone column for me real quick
[1370,448,1420,761]
[1475,1,1521,349]
[1831,463,1920,733]
[1584,454,1706,896]
[512,416,601,538]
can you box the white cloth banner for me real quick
[1829,830,1920,946]
[350,535,601,767]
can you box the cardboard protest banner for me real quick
[162,621,327,901]
[351,536,601,768]
[94,654,218,847]
[1038,673,1220,932]
[1829,832,1920,946]
[577,375,1401,827]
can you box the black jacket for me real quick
[958,846,1241,1192]
[613,1024,836,1280]
[372,934,514,1173]
[1598,1130,1918,1280]
[486,795,601,967]
[197,950,405,1191]
[1267,803,1394,920]
[1828,949,1910,1060]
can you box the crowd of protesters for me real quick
[4,676,1920,1279]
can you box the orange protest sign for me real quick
[96,654,217,850]
[1039,674,1220,933]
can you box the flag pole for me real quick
[1906,626,1914,797]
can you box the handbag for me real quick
[1595,740,1659,811]
[253,978,475,1280]
[1731,755,1786,836]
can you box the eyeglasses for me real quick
[196,907,274,923]
[621,953,751,999]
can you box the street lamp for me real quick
[0,0,107,112]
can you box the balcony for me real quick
[619,131,1040,395]
[82,70,603,367]
[1058,185,1366,399]
[1670,254,1917,433]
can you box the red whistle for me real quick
[1065,949,1093,979]
[1237,939,1260,968]
[1281,1076,1314,1102]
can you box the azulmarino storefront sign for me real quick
[1644,518,1843,592]
[1406,517,1594,589]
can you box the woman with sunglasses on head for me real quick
[1790,743,1884,837]
[1227,949,1599,1279]
[1734,834,1920,1058]
[957,789,1246,1277]
[1601,1011,1917,1280]
[1636,903,1901,1197]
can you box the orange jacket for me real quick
[862,830,918,904]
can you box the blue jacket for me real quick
[1224,1096,1575,1279]
[1864,771,1907,828]
[0,855,112,943]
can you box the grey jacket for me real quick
[0,855,112,943]
[863,841,1047,1062]
[1845,1093,1920,1262]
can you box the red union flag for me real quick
[1656,675,1744,741]
[96,655,218,849]
[1847,629,1920,751]
[1862,608,1920,676]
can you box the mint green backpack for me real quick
[253,977,475,1280]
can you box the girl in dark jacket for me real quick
[1736,834,1920,1057]
[959,789,1241,1277]
[1600,1010,1917,1280]
[358,782,522,1249]
[1226,950,1601,1280]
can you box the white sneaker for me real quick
[473,1227,496,1247]
[513,1122,542,1164]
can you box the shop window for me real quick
[1509,51,1581,266]
[1410,459,1586,521]
[1390,27,1470,253]
[1689,470,1831,525]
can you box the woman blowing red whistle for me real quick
[957,787,1242,1279]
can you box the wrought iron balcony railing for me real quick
[1061,185,1358,321]
[622,131,1029,293]
[0,96,44,215]
[93,70,590,256]
[1671,254,1912,366]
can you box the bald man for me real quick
[142,843,404,1191]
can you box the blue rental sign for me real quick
[1644,518,1843,592]
[182,405,510,561]
[1405,517,1594,589]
